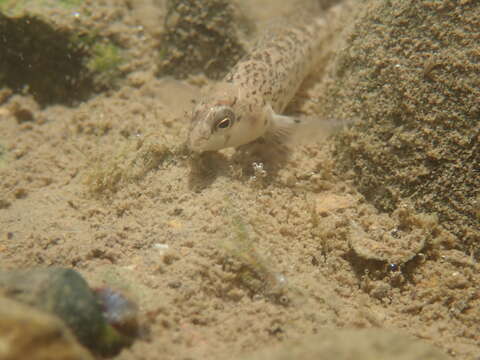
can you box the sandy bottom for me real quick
[0,0,478,359]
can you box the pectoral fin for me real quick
[266,105,353,146]
[264,107,302,145]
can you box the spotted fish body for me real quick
[188,12,327,152]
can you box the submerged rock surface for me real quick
[320,0,480,257]
[0,296,94,360]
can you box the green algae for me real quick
[84,137,171,197]
[59,0,83,6]
[86,42,124,88]
[217,197,290,303]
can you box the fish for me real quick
[187,10,333,153]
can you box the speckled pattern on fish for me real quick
[188,12,328,152]
[226,17,325,114]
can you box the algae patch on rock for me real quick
[320,0,480,256]
[86,42,124,88]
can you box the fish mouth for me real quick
[187,135,208,153]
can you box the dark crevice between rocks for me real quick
[0,14,94,107]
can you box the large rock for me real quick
[0,296,93,360]
[0,0,125,106]
[158,0,249,79]
[0,268,136,357]
[320,0,479,256]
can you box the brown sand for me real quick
[0,0,479,359]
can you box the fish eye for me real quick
[216,117,231,129]
[212,108,235,132]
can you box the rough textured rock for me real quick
[319,0,480,257]
[158,0,249,79]
[0,267,135,357]
[0,296,94,360]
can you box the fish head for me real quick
[187,83,266,152]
